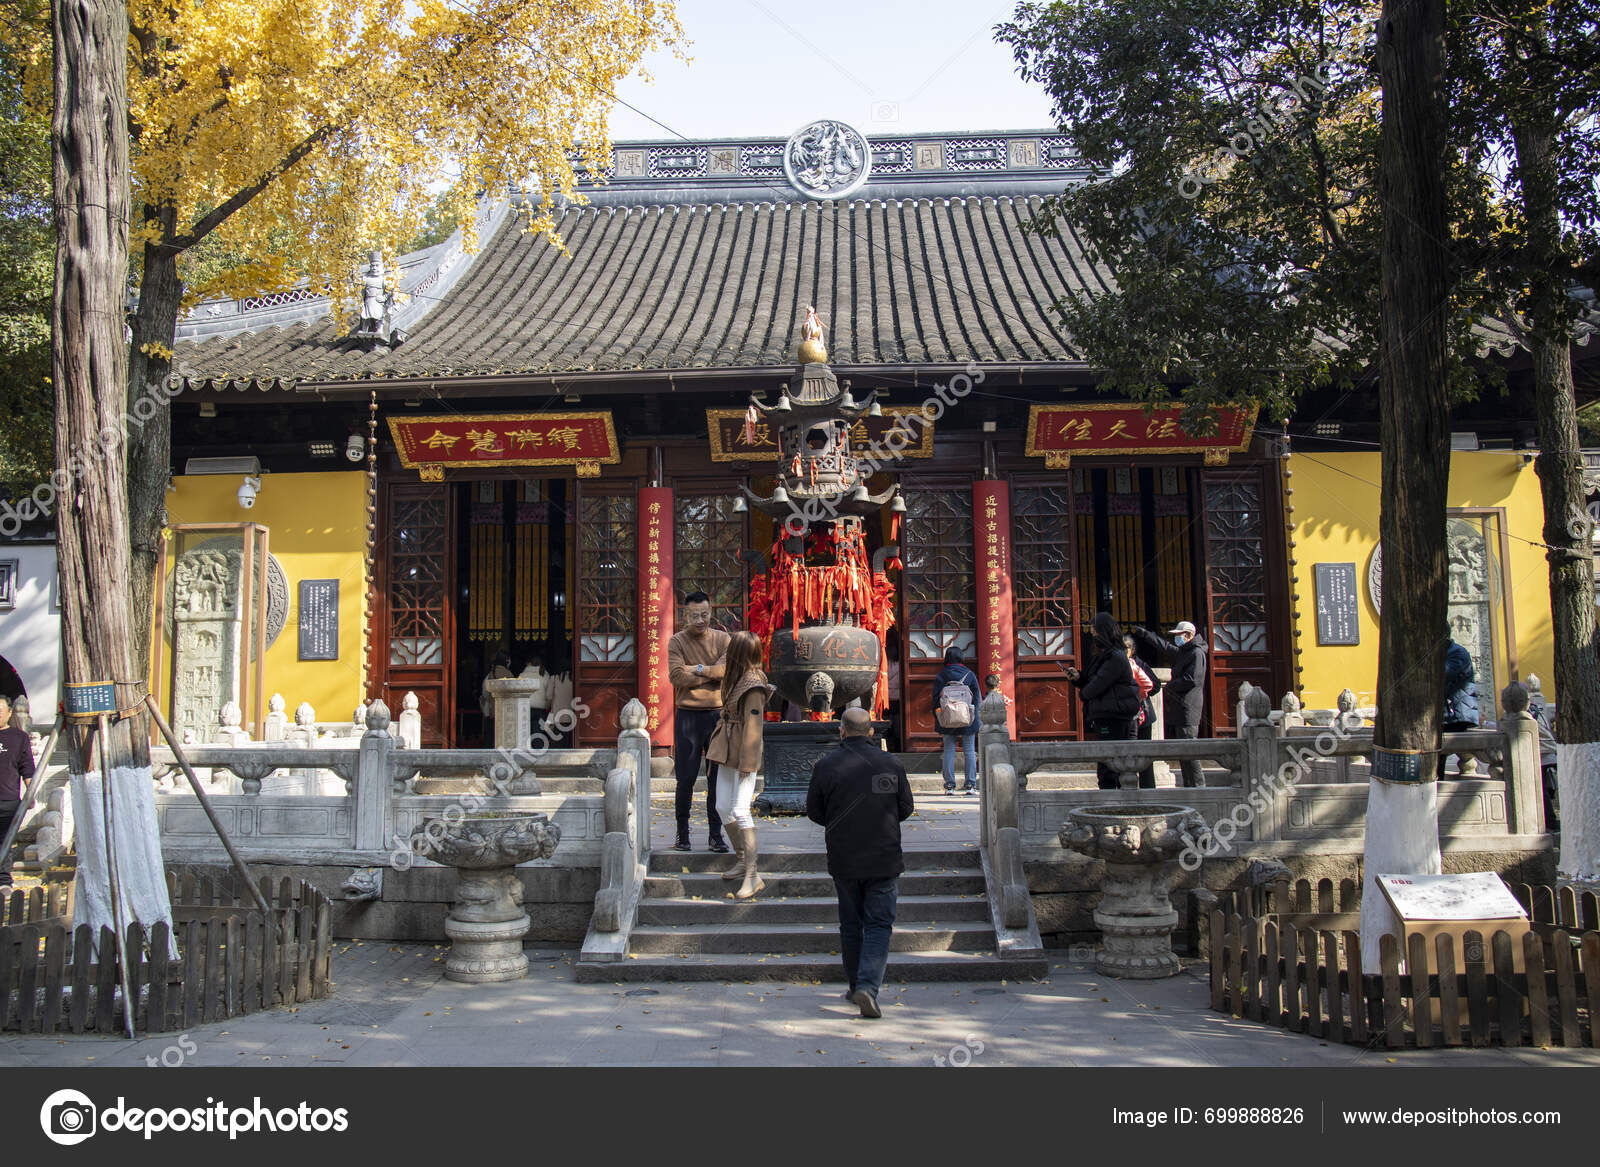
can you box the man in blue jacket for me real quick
[931,648,981,794]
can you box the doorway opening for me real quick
[453,478,573,747]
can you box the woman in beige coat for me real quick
[707,631,774,899]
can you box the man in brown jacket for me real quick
[666,591,731,852]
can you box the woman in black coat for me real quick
[1066,613,1141,790]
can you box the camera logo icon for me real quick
[40,1089,97,1145]
[869,100,900,123]
[871,772,899,794]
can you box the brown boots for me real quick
[726,825,763,899]
[721,829,747,880]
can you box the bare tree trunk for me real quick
[126,205,180,678]
[1362,0,1452,962]
[52,0,173,950]
[1512,100,1600,885]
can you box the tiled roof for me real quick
[173,195,1112,391]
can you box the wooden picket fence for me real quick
[0,874,333,1035]
[0,883,72,927]
[1209,882,1600,1050]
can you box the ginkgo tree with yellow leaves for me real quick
[14,0,684,667]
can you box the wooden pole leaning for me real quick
[0,718,63,877]
[143,694,272,916]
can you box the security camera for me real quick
[345,434,366,462]
[237,475,261,509]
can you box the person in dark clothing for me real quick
[1123,635,1160,790]
[931,647,981,794]
[1130,620,1208,787]
[1439,633,1480,779]
[1066,614,1141,790]
[806,708,914,1019]
[0,695,35,887]
[1526,675,1559,827]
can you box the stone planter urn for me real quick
[412,813,560,983]
[1060,804,1205,979]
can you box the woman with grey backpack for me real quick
[933,647,981,794]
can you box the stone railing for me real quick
[580,699,654,962]
[994,683,1550,864]
[976,693,1043,961]
[153,701,619,869]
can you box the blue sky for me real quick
[608,0,1057,140]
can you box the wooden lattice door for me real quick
[1011,481,1080,738]
[1198,465,1288,732]
[378,481,453,746]
[900,483,976,750]
[574,484,636,745]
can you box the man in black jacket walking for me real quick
[806,708,914,1018]
[1131,620,1208,787]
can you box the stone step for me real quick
[643,871,985,899]
[574,949,1049,984]
[646,847,978,874]
[537,772,1107,794]
[637,894,989,926]
[627,920,997,955]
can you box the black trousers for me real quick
[0,800,18,878]
[1090,717,1139,790]
[1173,722,1204,788]
[674,708,724,839]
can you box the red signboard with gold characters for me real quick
[1024,403,1255,467]
[388,412,621,478]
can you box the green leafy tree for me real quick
[0,2,53,485]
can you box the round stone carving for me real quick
[783,120,871,200]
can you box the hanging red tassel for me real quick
[743,403,760,446]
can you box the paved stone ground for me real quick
[4,943,1597,1068]
[4,801,1595,1069]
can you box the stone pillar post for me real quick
[1499,682,1545,835]
[398,692,422,750]
[1241,685,1281,842]
[264,693,288,742]
[355,701,395,851]
[617,698,653,858]
[485,678,542,751]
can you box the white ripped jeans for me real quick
[714,764,758,830]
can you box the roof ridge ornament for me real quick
[783,119,871,200]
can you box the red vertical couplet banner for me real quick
[639,488,675,752]
[973,481,1018,737]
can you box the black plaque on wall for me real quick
[298,579,340,660]
[1313,562,1360,646]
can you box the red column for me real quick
[639,487,675,752]
[974,480,1018,737]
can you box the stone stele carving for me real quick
[173,547,244,744]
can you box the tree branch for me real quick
[167,122,338,250]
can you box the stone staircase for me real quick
[574,846,1048,983]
